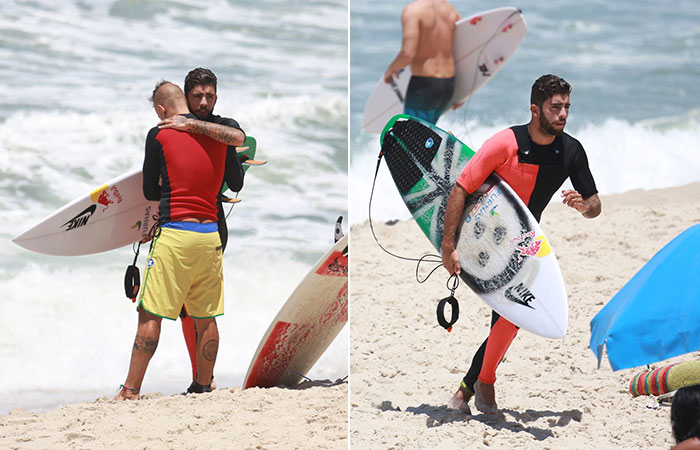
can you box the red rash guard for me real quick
[142,115,228,223]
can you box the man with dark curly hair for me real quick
[176,68,247,394]
[442,74,602,414]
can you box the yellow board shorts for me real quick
[138,222,224,320]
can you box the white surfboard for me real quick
[13,137,259,256]
[455,174,568,339]
[363,7,527,134]
[244,229,348,389]
[381,115,567,338]
[12,169,158,256]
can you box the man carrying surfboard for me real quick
[441,74,601,413]
[383,0,462,125]
[176,67,246,392]
[115,81,243,400]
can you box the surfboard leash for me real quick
[436,274,460,332]
[371,134,463,332]
[223,192,240,219]
[124,241,141,303]
[291,371,348,387]
[123,216,160,303]
[368,143,448,285]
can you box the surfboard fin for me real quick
[221,195,242,204]
[242,159,267,166]
[334,216,344,242]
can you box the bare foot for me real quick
[474,380,497,414]
[113,385,140,401]
[447,386,472,414]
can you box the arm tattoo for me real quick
[202,339,219,361]
[133,334,159,355]
[189,121,242,146]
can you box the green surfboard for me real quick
[222,135,257,194]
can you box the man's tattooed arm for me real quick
[158,116,245,147]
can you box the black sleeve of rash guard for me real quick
[570,142,598,199]
[218,117,246,193]
[142,127,162,201]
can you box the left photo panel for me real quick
[0,1,348,448]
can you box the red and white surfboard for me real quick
[243,232,348,388]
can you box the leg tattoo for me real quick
[133,334,159,355]
[202,339,219,361]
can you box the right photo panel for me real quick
[349,1,700,448]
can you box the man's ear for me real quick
[530,104,539,117]
[156,104,166,119]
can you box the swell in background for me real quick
[0,0,348,413]
[350,0,700,223]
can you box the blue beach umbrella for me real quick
[590,224,700,371]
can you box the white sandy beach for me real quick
[0,381,347,449]
[3,183,700,449]
[350,182,700,449]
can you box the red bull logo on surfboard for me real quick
[90,184,123,212]
[510,231,551,263]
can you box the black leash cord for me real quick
[372,127,464,332]
[368,145,445,285]
[225,192,239,219]
[124,215,160,302]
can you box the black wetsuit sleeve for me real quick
[217,117,246,193]
[143,127,162,201]
[570,143,598,199]
[224,148,245,192]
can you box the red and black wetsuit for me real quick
[455,124,597,392]
[142,113,243,223]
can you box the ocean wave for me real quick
[0,251,346,411]
[350,112,700,224]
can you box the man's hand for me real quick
[561,189,584,211]
[158,116,192,131]
[441,245,461,276]
[452,101,465,110]
[561,189,601,218]
[384,69,397,84]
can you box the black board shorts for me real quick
[403,75,455,124]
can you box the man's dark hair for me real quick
[672,384,700,443]
[530,74,571,109]
[149,79,171,105]
[184,68,217,96]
